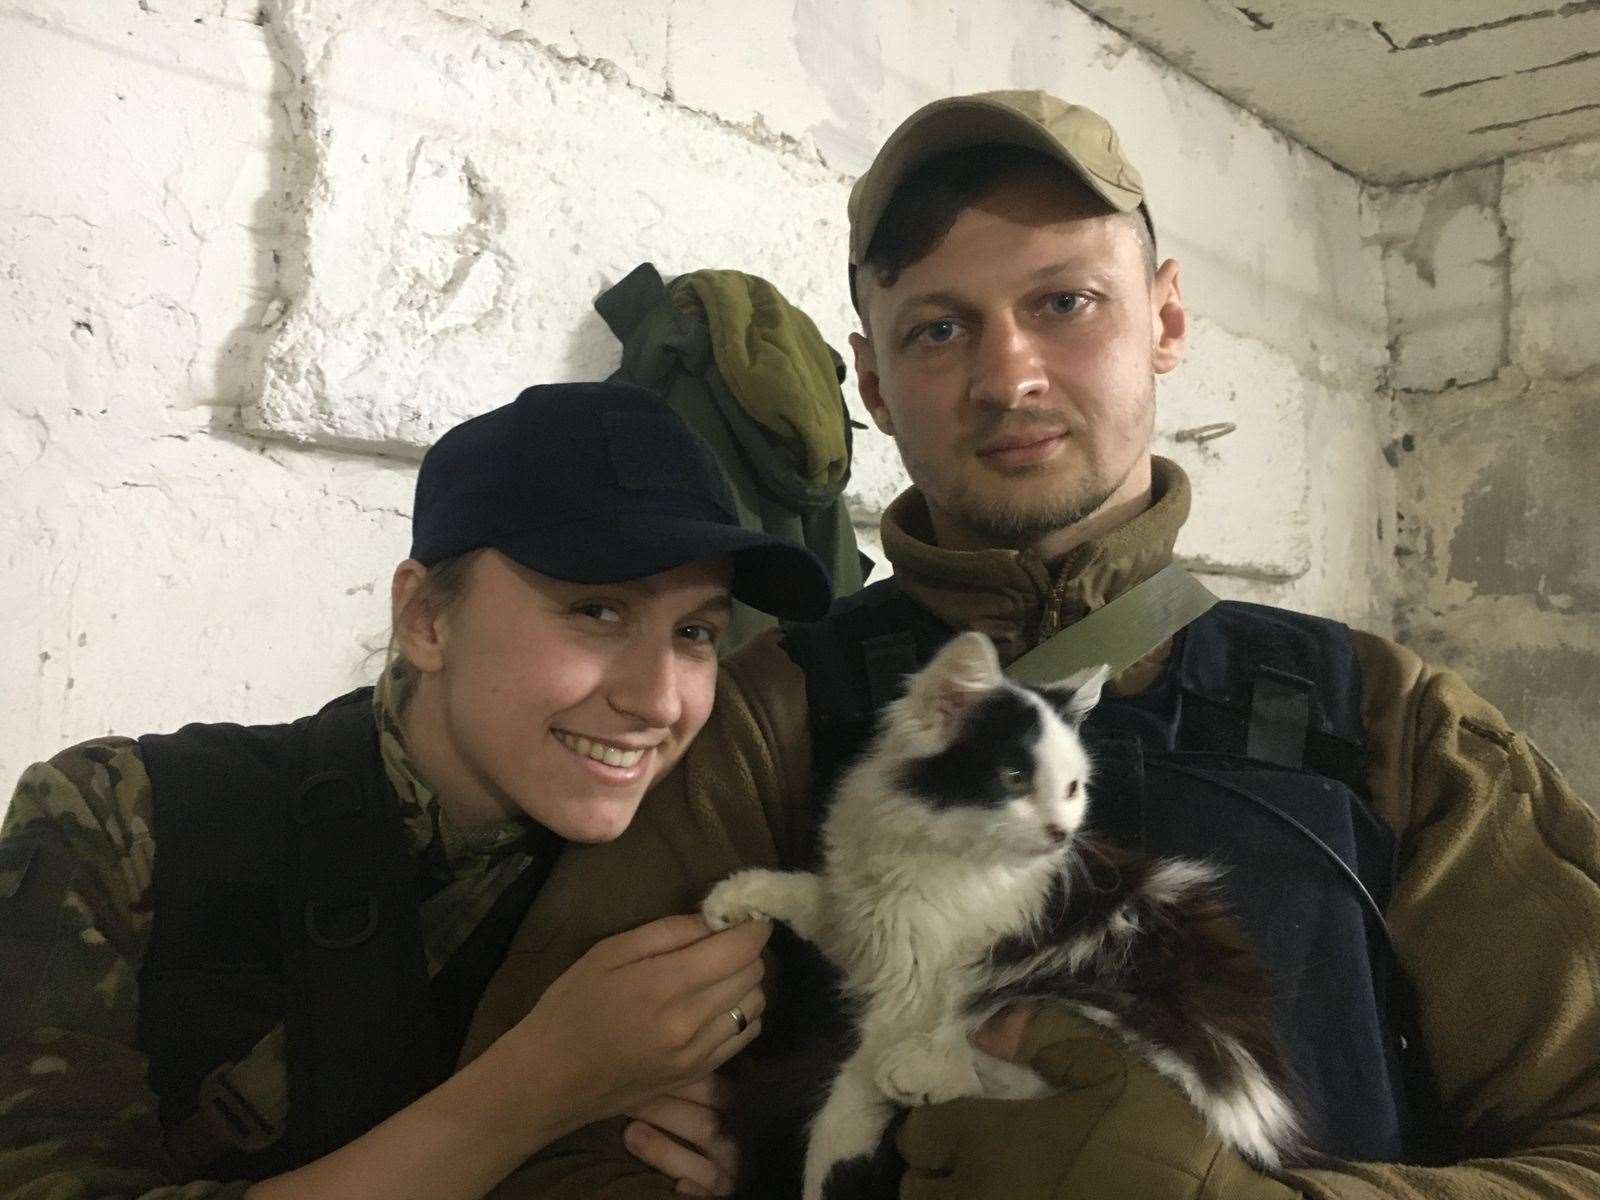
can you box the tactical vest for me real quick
[783,581,1448,1164]
[137,690,552,1177]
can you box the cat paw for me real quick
[874,1036,981,1107]
[701,873,774,932]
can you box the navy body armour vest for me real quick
[783,581,1444,1163]
[137,691,552,1177]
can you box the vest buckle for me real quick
[195,1060,284,1153]
[304,891,380,950]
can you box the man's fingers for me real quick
[623,1120,732,1196]
[970,1002,1039,1062]
[623,1094,724,1149]
[643,1073,733,1113]
[694,1073,734,1111]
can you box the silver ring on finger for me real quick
[728,1005,749,1035]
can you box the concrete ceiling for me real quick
[1071,1,1600,183]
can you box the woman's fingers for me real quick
[661,918,772,985]
[594,914,716,966]
[684,979,764,1068]
[697,980,766,1074]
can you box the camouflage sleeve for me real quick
[0,739,246,1200]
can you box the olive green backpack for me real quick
[596,262,867,650]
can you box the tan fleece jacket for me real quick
[467,459,1600,1199]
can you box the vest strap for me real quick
[1006,563,1219,685]
[278,698,440,1165]
[861,630,921,710]
[165,838,561,1170]
[428,834,564,1067]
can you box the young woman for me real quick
[0,382,834,1200]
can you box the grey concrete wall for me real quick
[1375,139,1600,801]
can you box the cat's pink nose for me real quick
[1045,824,1069,844]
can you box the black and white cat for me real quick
[702,631,1305,1200]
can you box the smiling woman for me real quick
[395,552,734,843]
[0,383,833,1200]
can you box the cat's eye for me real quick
[1000,766,1030,793]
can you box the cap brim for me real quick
[493,512,834,622]
[850,96,1143,264]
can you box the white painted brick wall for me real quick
[2,0,1396,798]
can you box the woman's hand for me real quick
[624,1074,739,1195]
[507,913,770,1133]
[243,916,767,1200]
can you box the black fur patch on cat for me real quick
[726,928,870,1199]
[977,838,1300,1122]
[897,689,1042,810]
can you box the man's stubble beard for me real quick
[919,392,1154,551]
[941,453,1131,549]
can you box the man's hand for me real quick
[970,1000,1040,1061]
[899,1005,1304,1199]
[623,1075,739,1196]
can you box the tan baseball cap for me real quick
[847,90,1147,266]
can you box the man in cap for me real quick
[469,97,1600,1199]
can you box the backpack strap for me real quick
[594,261,669,343]
[278,690,443,1164]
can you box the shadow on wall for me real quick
[207,10,308,443]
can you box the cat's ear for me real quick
[907,631,1002,734]
[1040,663,1110,726]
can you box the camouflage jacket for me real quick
[0,669,537,1200]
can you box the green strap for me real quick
[594,262,669,343]
[1005,563,1219,686]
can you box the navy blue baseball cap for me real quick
[410,382,834,620]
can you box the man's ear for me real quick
[1150,259,1187,376]
[850,331,895,436]
[391,559,447,673]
